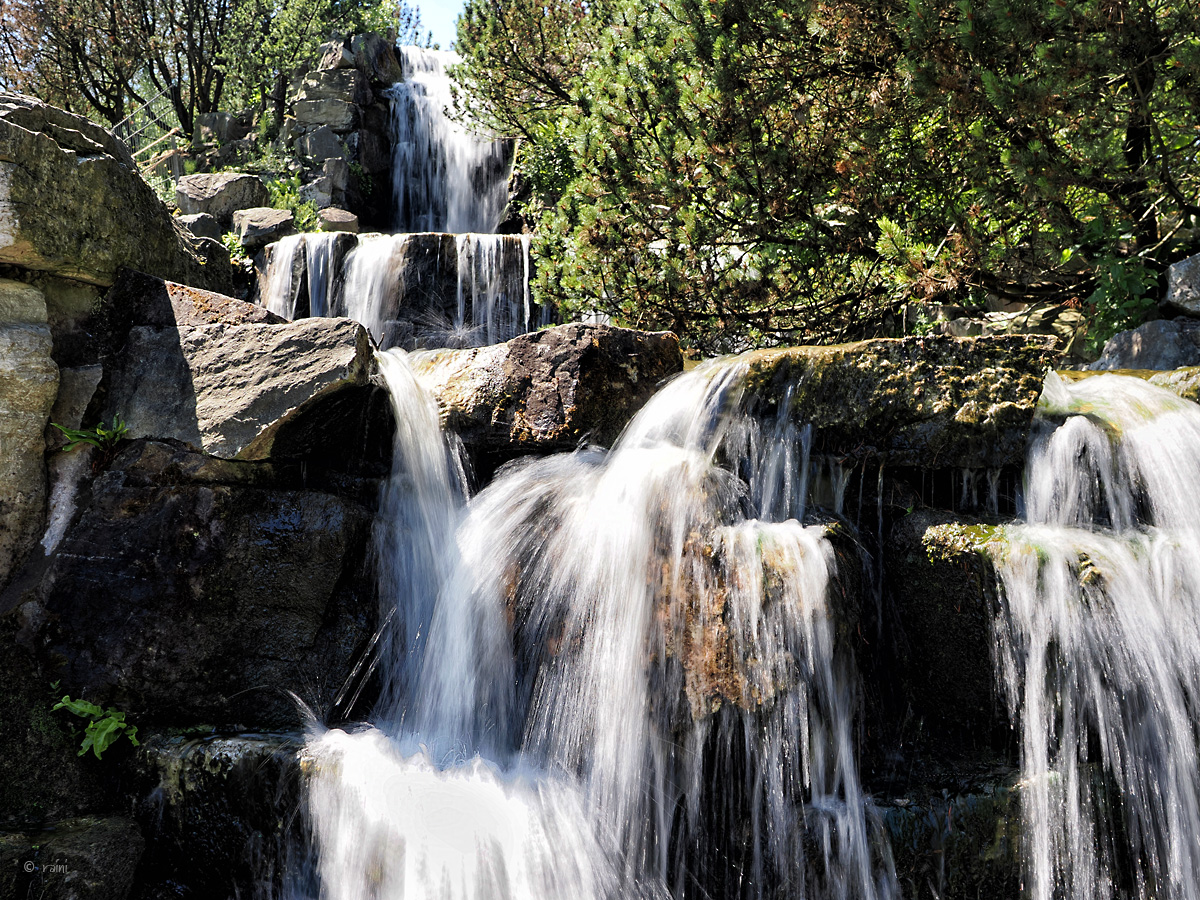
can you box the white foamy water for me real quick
[302,355,897,900]
[995,372,1200,900]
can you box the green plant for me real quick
[222,231,250,264]
[52,695,139,759]
[266,174,321,232]
[52,416,129,470]
[52,416,128,453]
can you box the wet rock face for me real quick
[129,733,305,900]
[741,334,1059,468]
[413,323,684,467]
[0,94,232,293]
[26,441,378,729]
[883,509,1008,750]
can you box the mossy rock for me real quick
[739,334,1059,468]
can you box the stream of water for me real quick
[300,353,897,900]
[258,46,532,349]
[994,372,1200,900]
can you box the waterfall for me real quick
[256,46,537,348]
[261,232,535,349]
[388,48,513,234]
[993,372,1200,900]
[301,355,897,900]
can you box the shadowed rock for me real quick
[28,441,378,729]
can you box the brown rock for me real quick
[413,323,684,460]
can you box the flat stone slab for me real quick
[107,267,284,328]
[104,316,375,459]
[174,171,269,227]
[233,206,295,249]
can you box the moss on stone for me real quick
[738,335,1059,468]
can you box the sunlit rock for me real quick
[0,93,231,292]
[0,278,57,590]
[413,322,683,464]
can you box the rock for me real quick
[1165,252,1200,315]
[1088,317,1200,370]
[296,125,345,164]
[0,93,232,292]
[883,510,1007,748]
[412,323,683,465]
[104,316,376,460]
[0,616,108,824]
[352,33,403,85]
[323,157,350,193]
[29,440,379,728]
[174,172,269,228]
[232,207,295,249]
[317,39,357,70]
[300,176,333,209]
[740,334,1059,467]
[105,267,284,329]
[318,208,359,233]
[884,784,1020,898]
[0,817,143,900]
[129,734,304,898]
[0,279,58,590]
[177,212,221,241]
[192,111,250,148]
[294,99,357,133]
[292,69,372,107]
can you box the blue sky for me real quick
[416,0,467,50]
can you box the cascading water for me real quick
[257,47,537,349]
[388,48,512,234]
[300,354,897,899]
[992,372,1200,900]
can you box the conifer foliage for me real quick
[455,0,1200,350]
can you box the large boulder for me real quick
[740,334,1059,467]
[103,314,377,460]
[1088,317,1200,370]
[174,172,269,228]
[294,99,357,133]
[292,69,372,107]
[0,279,58,589]
[412,323,684,464]
[233,207,295,249]
[25,440,378,728]
[0,93,232,292]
